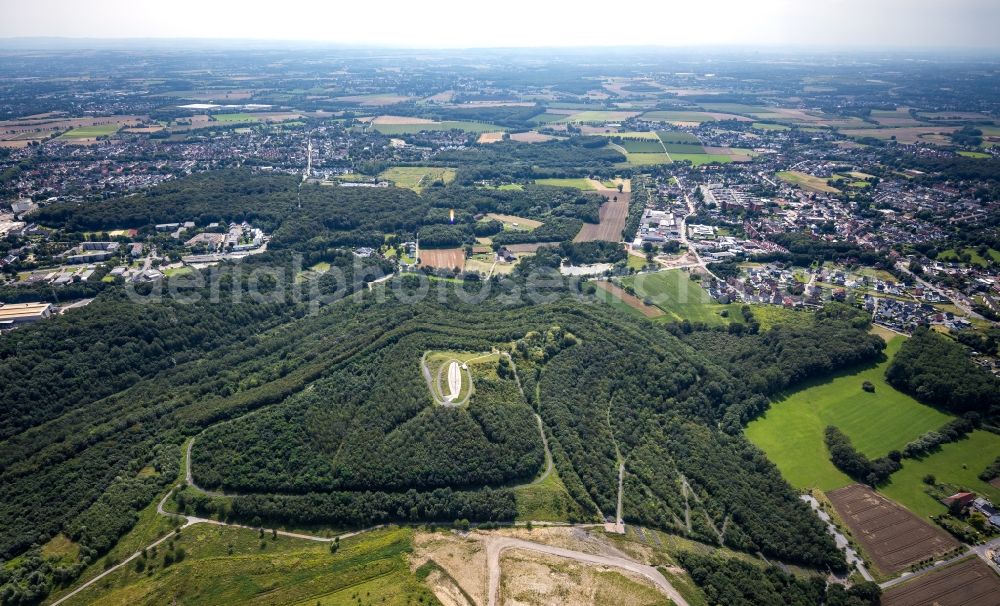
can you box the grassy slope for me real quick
[622,270,737,326]
[880,430,1000,520]
[745,337,952,491]
[513,468,584,522]
[379,166,456,192]
[61,526,439,606]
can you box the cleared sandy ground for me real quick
[478,132,505,143]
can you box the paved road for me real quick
[674,176,720,283]
[800,495,873,582]
[485,536,690,606]
[894,261,983,320]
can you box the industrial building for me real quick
[0,302,53,328]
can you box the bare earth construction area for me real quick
[827,484,960,574]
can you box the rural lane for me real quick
[49,482,375,606]
[484,536,690,606]
[800,494,873,582]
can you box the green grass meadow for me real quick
[534,177,596,190]
[614,138,666,153]
[745,337,953,492]
[622,270,738,325]
[60,124,121,138]
[880,430,1000,520]
[60,526,438,606]
[671,153,732,166]
[211,113,260,123]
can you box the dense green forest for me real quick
[677,552,881,606]
[0,284,878,597]
[825,426,900,485]
[31,170,607,255]
[437,137,626,182]
[1,169,898,602]
[676,304,886,430]
[886,326,1000,420]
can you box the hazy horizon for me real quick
[3,0,1000,50]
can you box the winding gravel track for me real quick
[485,536,690,606]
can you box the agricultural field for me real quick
[746,337,952,491]
[508,130,558,143]
[641,110,748,123]
[477,131,505,143]
[1,115,144,144]
[334,93,413,105]
[379,166,456,192]
[660,142,706,154]
[826,484,960,574]
[210,113,260,123]
[373,120,503,134]
[776,170,840,193]
[869,108,925,127]
[573,185,629,242]
[59,124,121,139]
[528,111,565,123]
[752,122,791,131]
[555,110,639,123]
[596,131,661,140]
[534,177,596,190]
[655,131,702,145]
[620,270,738,325]
[840,126,960,145]
[58,526,439,606]
[618,151,673,166]
[880,430,1000,520]
[882,557,1000,606]
[612,138,667,153]
[417,247,465,271]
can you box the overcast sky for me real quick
[3,0,999,49]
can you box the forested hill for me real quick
[0,276,884,589]
[886,326,1000,420]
